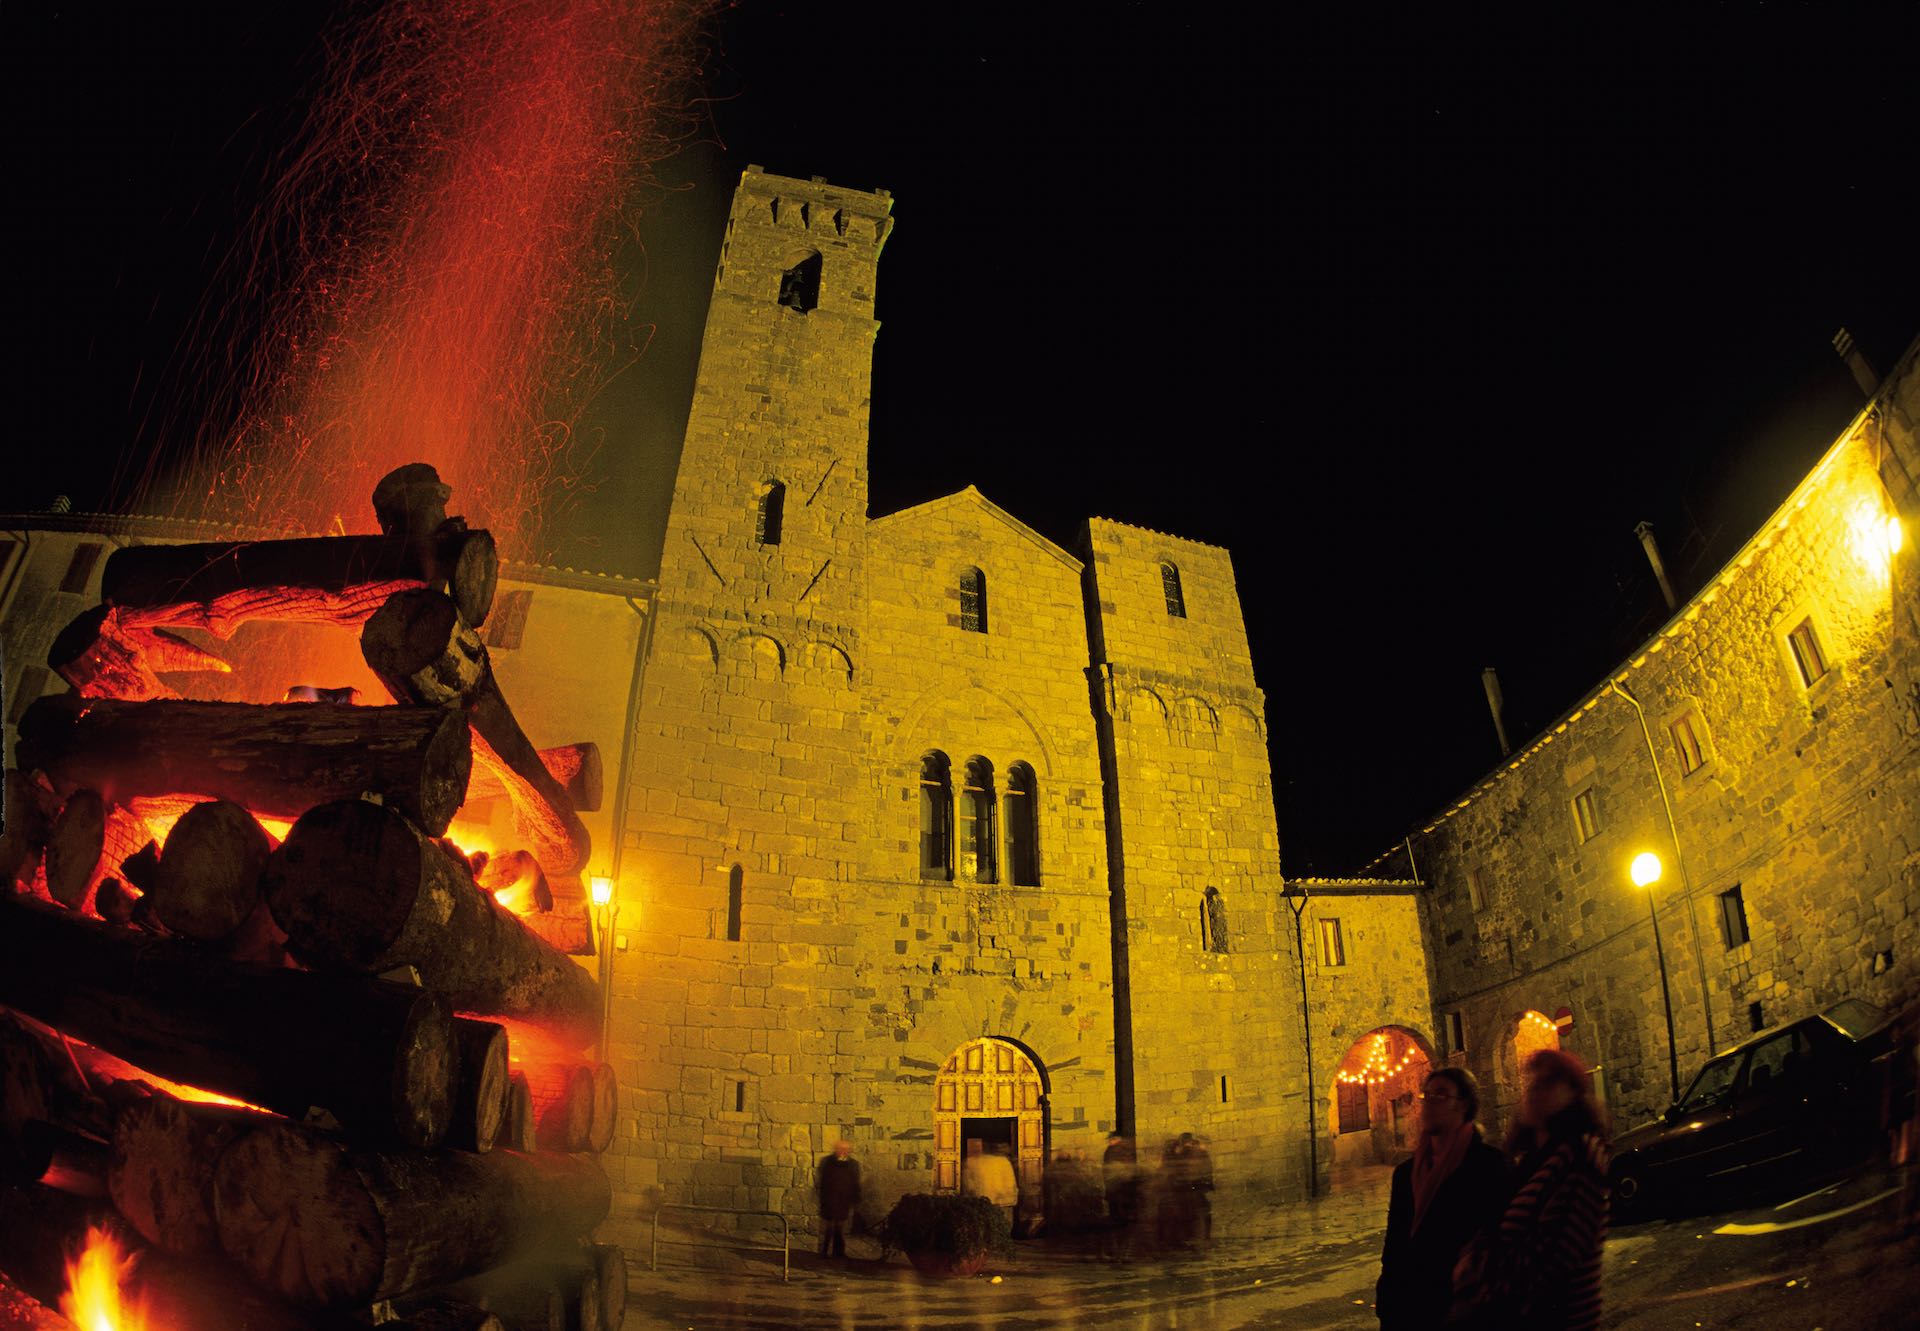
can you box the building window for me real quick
[778,252,821,312]
[1670,710,1706,775]
[1786,617,1828,687]
[1447,1011,1466,1054]
[1319,917,1346,967]
[1220,1075,1231,1103]
[1160,561,1186,618]
[959,757,997,883]
[1571,787,1601,843]
[1004,762,1039,886]
[1466,868,1486,913]
[756,481,785,546]
[920,752,953,881]
[1748,1000,1766,1032]
[61,542,103,594]
[483,588,533,650]
[1337,1080,1370,1134]
[958,567,987,633]
[1200,887,1230,954]
[7,666,48,725]
[1718,884,1750,948]
[726,864,744,942]
[733,1080,747,1112]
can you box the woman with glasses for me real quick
[1375,1066,1509,1330]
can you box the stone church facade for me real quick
[599,167,1362,1227]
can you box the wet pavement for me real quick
[622,1163,1920,1329]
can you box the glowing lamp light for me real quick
[589,874,613,907]
[1889,515,1906,557]
[1630,852,1662,888]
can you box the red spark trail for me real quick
[166,0,712,558]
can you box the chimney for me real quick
[1634,521,1678,612]
[1832,328,1880,399]
[1481,667,1512,758]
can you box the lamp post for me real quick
[1631,851,1681,1103]
[590,873,615,1065]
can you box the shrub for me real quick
[877,1193,1012,1258]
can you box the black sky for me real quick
[6,3,1919,873]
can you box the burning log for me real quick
[0,1180,421,1331]
[0,1014,54,1183]
[587,1064,616,1155]
[374,463,454,537]
[45,604,231,702]
[465,742,603,813]
[149,799,274,941]
[449,1019,509,1156]
[264,800,600,1047]
[99,525,500,635]
[475,849,552,912]
[501,1073,535,1153]
[108,1086,273,1257]
[526,1064,593,1155]
[212,1119,612,1306]
[0,897,456,1148]
[18,695,474,837]
[42,790,146,913]
[361,589,589,874]
[0,770,59,890]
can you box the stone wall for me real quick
[1406,340,1920,1138]
[1083,519,1311,1197]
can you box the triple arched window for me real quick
[919,751,1039,886]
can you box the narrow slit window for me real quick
[1201,887,1229,954]
[1719,884,1750,948]
[1786,617,1828,687]
[1571,788,1601,843]
[960,757,997,883]
[61,542,103,594]
[958,566,987,633]
[1447,1011,1466,1054]
[1670,710,1705,775]
[1160,561,1186,618]
[1466,868,1486,913]
[1004,762,1039,886]
[726,864,744,942]
[1318,917,1345,967]
[1220,1075,1231,1103]
[919,752,953,881]
[733,1081,746,1112]
[756,481,785,546]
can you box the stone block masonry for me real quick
[1403,338,1920,1139]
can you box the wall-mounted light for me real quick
[590,874,613,906]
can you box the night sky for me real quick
[7,4,1919,872]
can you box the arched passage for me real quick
[1499,1010,1563,1115]
[1328,1026,1434,1174]
[933,1037,1048,1214]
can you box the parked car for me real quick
[1609,999,1891,1216]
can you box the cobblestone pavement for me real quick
[624,1158,1920,1330]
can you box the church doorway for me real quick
[933,1038,1047,1211]
[1328,1026,1432,1177]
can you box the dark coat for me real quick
[1376,1134,1510,1331]
[817,1155,861,1221]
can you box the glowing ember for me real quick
[145,0,710,561]
[60,1226,148,1331]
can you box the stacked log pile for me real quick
[0,465,625,1330]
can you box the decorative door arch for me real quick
[933,1038,1047,1199]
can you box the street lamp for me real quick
[1631,852,1681,1103]
[590,874,615,1064]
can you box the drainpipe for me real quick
[1285,886,1318,1198]
[1609,678,1716,1056]
[607,593,656,887]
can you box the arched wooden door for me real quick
[933,1038,1046,1200]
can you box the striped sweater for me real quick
[1491,1132,1609,1331]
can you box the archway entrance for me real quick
[1500,1009,1563,1121]
[933,1038,1047,1209]
[1328,1026,1432,1173]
